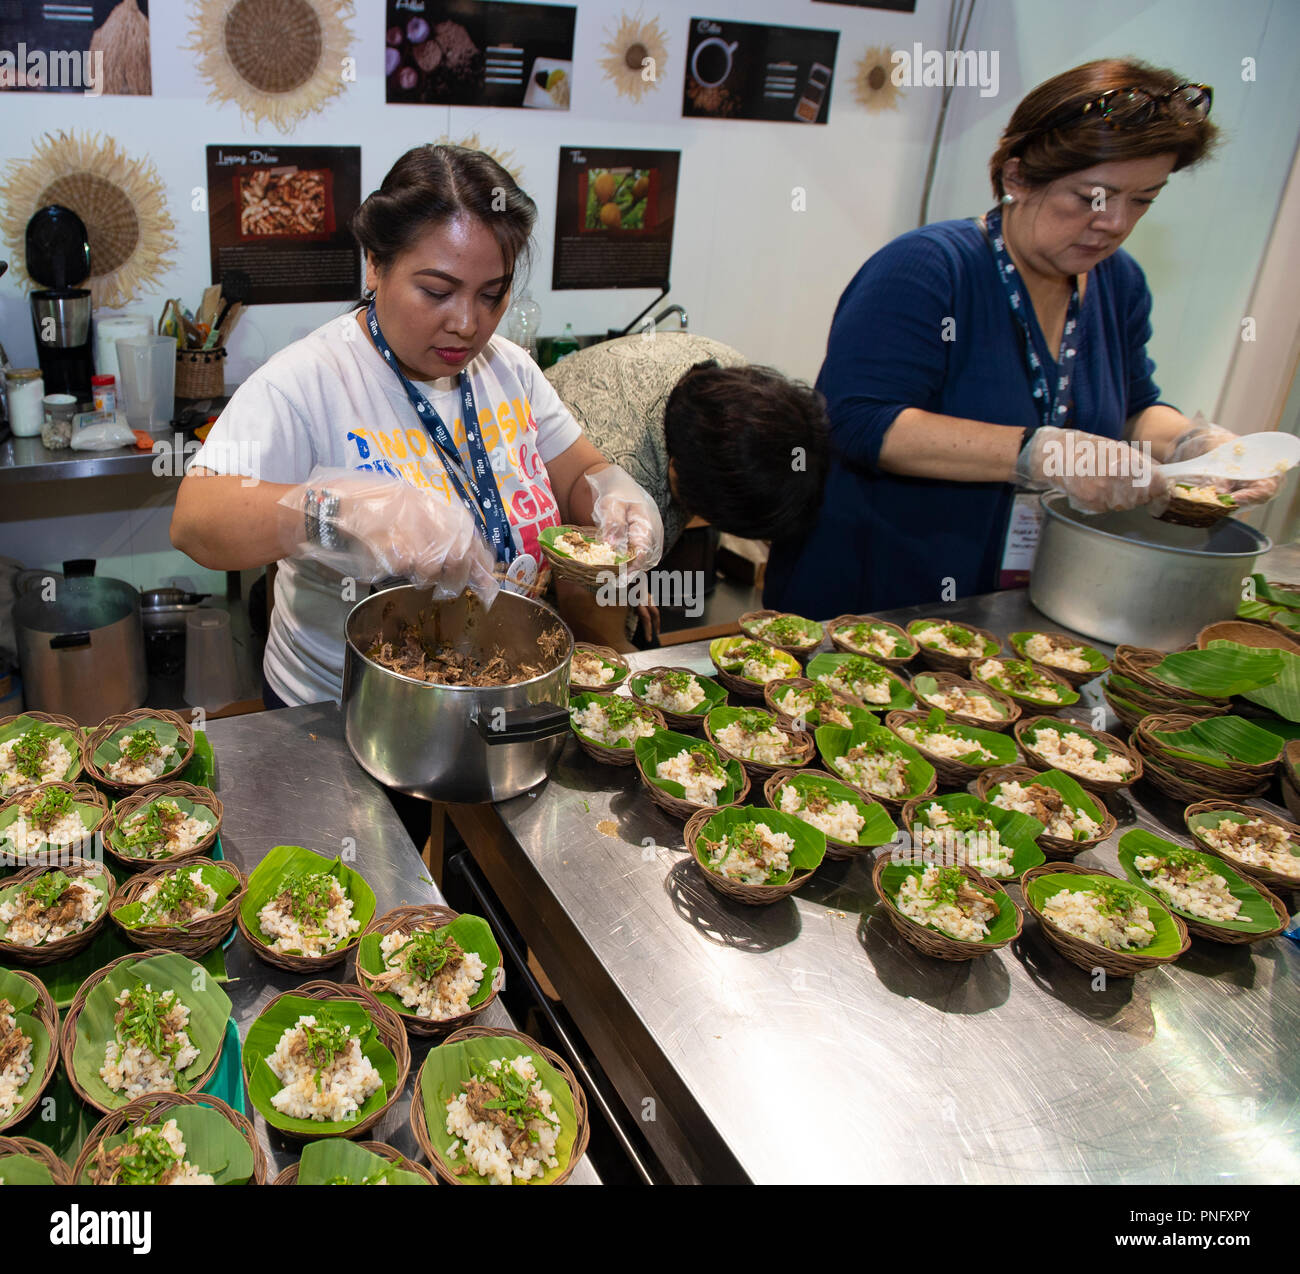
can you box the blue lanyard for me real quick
[365,302,515,568]
[982,206,1083,431]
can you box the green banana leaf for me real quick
[91,718,188,775]
[814,719,936,800]
[418,1035,578,1185]
[243,994,398,1136]
[179,731,214,788]
[878,860,1020,943]
[0,1152,55,1183]
[296,1138,429,1185]
[355,913,502,1019]
[907,792,1046,879]
[1104,671,1223,711]
[1270,609,1300,634]
[538,524,629,565]
[1185,808,1300,869]
[1233,644,1300,723]
[107,792,217,862]
[0,717,82,797]
[738,613,824,645]
[1009,631,1108,673]
[836,620,913,660]
[1151,644,1283,698]
[805,652,916,711]
[911,673,1014,722]
[705,705,811,765]
[0,793,104,866]
[627,670,727,716]
[1117,829,1281,935]
[112,861,241,931]
[1244,574,1300,611]
[1249,716,1300,742]
[1149,715,1283,767]
[769,771,896,846]
[570,651,628,688]
[899,708,1019,768]
[8,1064,93,1164]
[0,862,113,945]
[708,637,802,682]
[983,768,1108,844]
[76,1101,254,1184]
[633,730,745,804]
[239,845,376,955]
[972,657,1081,707]
[693,804,826,885]
[72,951,232,1111]
[907,619,999,658]
[567,692,659,750]
[1022,871,1185,957]
[0,967,52,1127]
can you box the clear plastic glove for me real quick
[586,465,664,571]
[277,466,500,606]
[1016,426,1170,514]
[1169,417,1281,508]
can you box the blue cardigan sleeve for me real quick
[1117,253,1168,417]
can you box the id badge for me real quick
[502,551,539,595]
[998,492,1043,589]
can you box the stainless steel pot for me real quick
[342,587,573,803]
[1029,492,1273,648]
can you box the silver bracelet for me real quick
[303,487,342,550]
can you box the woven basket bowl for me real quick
[900,794,1048,881]
[82,708,195,792]
[1197,620,1300,656]
[1139,750,1262,804]
[1101,682,1148,735]
[1112,646,1230,709]
[569,643,630,695]
[826,614,918,667]
[1183,799,1300,894]
[236,897,367,975]
[909,670,1021,733]
[886,709,1015,788]
[355,903,501,1038]
[969,658,1077,715]
[1009,632,1109,689]
[571,703,666,767]
[1020,862,1190,977]
[0,780,110,866]
[704,713,814,783]
[1015,716,1143,794]
[103,781,224,872]
[907,619,1001,674]
[871,853,1021,961]
[762,767,885,862]
[737,610,824,658]
[708,657,776,700]
[1135,712,1277,790]
[973,765,1117,859]
[73,1090,268,1185]
[0,1134,72,1183]
[1105,666,1228,722]
[272,1139,438,1185]
[0,966,59,1133]
[59,948,223,1114]
[683,806,819,906]
[1283,742,1300,824]
[108,859,247,959]
[539,525,627,588]
[1158,491,1236,529]
[0,711,86,793]
[244,980,411,1142]
[633,743,750,822]
[410,1024,591,1186]
[1282,770,1300,825]
[628,666,716,733]
[0,855,115,966]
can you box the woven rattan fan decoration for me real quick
[0,132,176,309]
[599,12,669,102]
[187,0,354,132]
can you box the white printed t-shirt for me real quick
[191,310,581,705]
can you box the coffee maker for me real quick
[26,205,94,404]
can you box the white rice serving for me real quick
[570,699,657,747]
[655,747,728,806]
[266,1014,384,1123]
[1023,633,1092,673]
[701,820,794,885]
[641,673,706,714]
[895,723,996,763]
[0,871,104,946]
[915,802,1014,877]
[777,784,865,842]
[257,871,359,956]
[833,741,910,798]
[895,865,998,941]
[103,732,178,785]
[1028,727,1132,782]
[445,1054,561,1185]
[0,998,34,1124]
[376,928,486,1019]
[1041,884,1156,951]
[1133,852,1244,923]
[570,650,616,686]
[990,780,1101,841]
[1199,816,1300,876]
[100,984,201,1100]
[0,731,73,798]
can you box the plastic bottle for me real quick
[505,291,542,361]
[551,323,580,364]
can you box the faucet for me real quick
[652,304,689,331]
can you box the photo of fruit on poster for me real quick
[584,169,655,232]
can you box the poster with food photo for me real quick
[385,0,576,109]
[0,0,152,95]
[682,16,838,123]
[205,144,361,306]
[553,147,679,290]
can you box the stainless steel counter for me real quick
[204,702,600,1183]
[0,433,168,482]
[453,587,1300,1185]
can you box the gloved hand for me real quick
[1016,427,1170,514]
[586,465,665,571]
[277,466,500,605]
[1169,419,1281,508]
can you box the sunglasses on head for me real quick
[1026,83,1213,141]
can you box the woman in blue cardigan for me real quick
[765,58,1278,617]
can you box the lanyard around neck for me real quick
[365,302,515,567]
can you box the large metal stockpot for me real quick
[1029,492,1273,648]
[342,587,573,803]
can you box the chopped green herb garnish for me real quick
[941,625,976,647]
[115,1126,184,1185]
[275,870,338,928]
[116,985,185,1063]
[835,656,888,685]
[596,697,650,730]
[394,928,462,982]
[299,1017,355,1087]
[122,729,163,762]
[24,869,75,910]
[469,1059,544,1143]
[29,786,74,830]
[140,869,211,926]
[11,727,53,782]
[760,615,811,645]
[122,800,185,856]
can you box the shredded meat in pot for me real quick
[367,619,567,687]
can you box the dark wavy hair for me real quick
[663,362,829,540]
[989,58,1219,198]
[350,145,537,296]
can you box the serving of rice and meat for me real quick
[0,869,104,946]
[1040,881,1156,951]
[817,656,895,705]
[134,869,219,928]
[774,683,857,728]
[700,820,795,885]
[916,684,1004,722]
[714,711,801,766]
[1027,727,1132,782]
[1132,848,1246,923]
[100,985,201,1100]
[118,798,212,860]
[894,722,996,763]
[746,614,818,648]
[989,780,1101,842]
[0,999,34,1123]
[554,529,620,565]
[0,726,74,798]
[370,928,486,1020]
[913,624,984,657]
[1172,483,1235,508]
[915,803,1014,877]
[895,865,999,941]
[257,870,359,956]
[640,671,707,714]
[2,787,92,856]
[103,730,177,785]
[445,1054,562,1184]
[1022,633,1094,674]
[832,738,912,799]
[265,1014,384,1123]
[777,784,865,843]
[570,649,617,687]
[654,746,729,806]
[570,698,657,748]
[89,1118,215,1186]
[1198,816,1300,876]
[975,658,1065,704]
[718,642,790,684]
[839,622,906,660]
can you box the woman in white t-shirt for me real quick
[171,146,662,707]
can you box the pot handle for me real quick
[62,559,96,578]
[474,702,571,746]
[50,631,91,650]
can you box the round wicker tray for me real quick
[886,709,1016,787]
[272,1139,438,1185]
[1134,713,1276,800]
[570,701,666,767]
[0,855,115,966]
[973,765,1117,859]
[682,806,819,906]
[0,1133,72,1183]
[1159,490,1236,528]
[539,525,628,588]
[82,708,194,793]
[633,740,750,822]
[628,666,717,733]
[907,619,1001,674]
[0,966,59,1134]
[1015,716,1143,794]
[108,859,246,958]
[103,781,224,871]
[909,670,1020,733]
[0,779,110,866]
[1008,632,1109,689]
[1196,620,1300,656]
[703,712,814,783]
[0,711,86,795]
[825,614,918,667]
[969,657,1077,714]
[761,767,888,861]
[1183,799,1300,894]
[737,610,824,657]
[569,643,630,694]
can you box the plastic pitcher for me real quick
[116,334,176,430]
